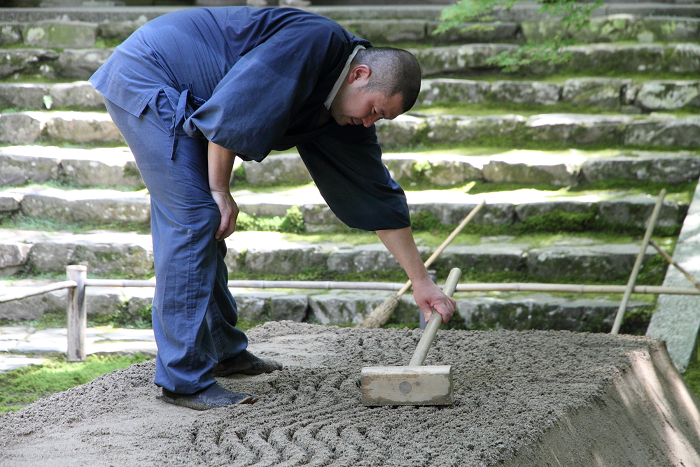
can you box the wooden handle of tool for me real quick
[408,268,462,367]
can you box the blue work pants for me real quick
[105,91,248,394]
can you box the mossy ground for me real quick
[0,353,151,413]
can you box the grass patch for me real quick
[0,353,151,413]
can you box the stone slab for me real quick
[647,180,700,371]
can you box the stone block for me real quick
[236,294,270,322]
[327,244,402,274]
[375,115,426,148]
[581,154,700,185]
[635,81,700,111]
[54,48,113,80]
[244,246,326,275]
[300,205,343,231]
[434,244,526,274]
[456,293,647,332]
[525,114,631,145]
[527,244,657,280]
[0,83,48,109]
[269,295,308,322]
[490,81,561,106]
[43,112,123,144]
[0,24,22,46]
[28,241,153,276]
[482,152,581,186]
[409,202,514,226]
[0,242,31,276]
[638,17,700,43]
[562,44,667,74]
[339,20,426,43]
[0,49,58,79]
[624,117,700,148]
[668,43,700,74]
[514,201,595,221]
[417,79,490,106]
[0,152,59,185]
[425,115,524,144]
[23,21,97,48]
[97,18,147,42]
[427,21,520,44]
[244,153,311,184]
[412,44,517,76]
[59,158,144,188]
[385,154,482,186]
[597,198,682,228]
[20,189,151,225]
[561,78,633,110]
[308,292,382,325]
[0,289,64,322]
[85,290,125,317]
[0,194,21,213]
[0,113,42,144]
[49,82,105,110]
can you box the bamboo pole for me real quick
[358,200,486,329]
[0,280,77,304]
[648,240,700,292]
[611,189,666,335]
[66,265,87,362]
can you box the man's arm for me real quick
[208,141,239,241]
[376,227,456,324]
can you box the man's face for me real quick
[330,65,404,127]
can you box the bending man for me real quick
[90,6,456,410]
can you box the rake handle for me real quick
[409,268,462,367]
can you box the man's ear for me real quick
[347,64,371,85]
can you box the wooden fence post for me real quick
[67,265,87,362]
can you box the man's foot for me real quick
[212,350,283,377]
[157,383,259,410]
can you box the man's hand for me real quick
[411,275,456,324]
[211,189,239,241]
[376,227,457,325]
[208,141,238,241]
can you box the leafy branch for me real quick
[435,0,603,72]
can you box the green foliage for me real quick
[90,304,153,329]
[0,354,151,413]
[279,206,305,234]
[436,0,602,73]
[236,206,306,234]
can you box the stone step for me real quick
[2,4,700,24]
[412,43,700,77]
[3,145,698,190]
[0,228,665,281]
[0,278,651,333]
[418,78,700,112]
[242,149,700,187]
[4,109,700,150]
[3,40,700,81]
[3,15,696,49]
[0,185,687,233]
[4,78,699,113]
[0,145,142,188]
[377,113,700,150]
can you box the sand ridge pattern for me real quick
[1,322,698,466]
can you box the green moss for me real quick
[0,353,151,413]
[0,212,150,235]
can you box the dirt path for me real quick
[1,322,699,466]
